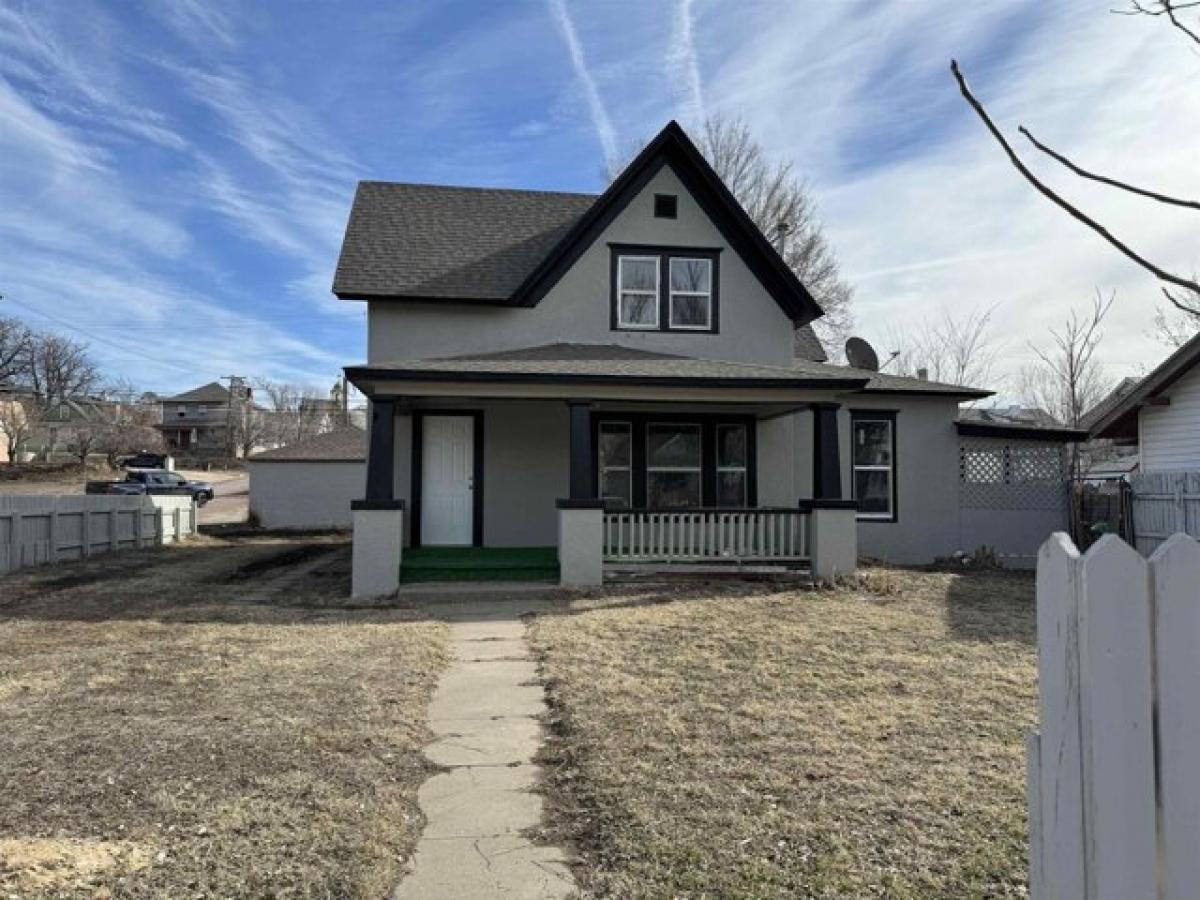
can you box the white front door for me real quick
[421,415,474,545]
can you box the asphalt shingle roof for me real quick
[348,343,988,396]
[163,381,230,403]
[332,182,598,301]
[249,426,366,462]
[792,325,828,362]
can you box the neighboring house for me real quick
[157,381,247,462]
[247,426,365,529]
[332,121,1082,593]
[1090,339,1200,471]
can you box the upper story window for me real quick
[610,245,719,334]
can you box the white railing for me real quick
[603,508,809,563]
[1029,532,1200,899]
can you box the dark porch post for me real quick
[568,400,594,500]
[365,397,397,501]
[811,402,843,500]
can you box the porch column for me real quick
[559,400,603,587]
[811,402,843,500]
[352,397,403,598]
[365,397,397,501]
[568,400,594,500]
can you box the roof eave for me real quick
[956,420,1089,442]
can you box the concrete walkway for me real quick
[394,600,576,899]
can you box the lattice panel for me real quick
[959,437,1068,510]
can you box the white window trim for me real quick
[646,422,702,508]
[598,422,633,507]
[716,423,748,507]
[617,255,660,329]
[852,417,895,520]
[667,257,713,330]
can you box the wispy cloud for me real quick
[667,0,705,125]
[546,0,618,169]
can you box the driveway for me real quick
[188,470,249,526]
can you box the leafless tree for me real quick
[0,316,32,385]
[70,425,102,466]
[256,380,328,447]
[951,3,1200,317]
[609,114,855,343]
[886,306,1003,391]
[1152,305,1200,348]
[1020,291,1116,431]
[25,333,100,413]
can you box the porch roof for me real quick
[345,343,868,394]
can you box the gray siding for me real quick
[1140,365,1200,471]
[366,164,796,367]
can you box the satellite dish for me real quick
[844,337,880,371]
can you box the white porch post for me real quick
[810,499,858,582]
[558,400,603,587]
[352,397,403,598]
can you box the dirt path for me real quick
[393,600,575,899]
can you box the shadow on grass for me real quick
[944,568,1036,645]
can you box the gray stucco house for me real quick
[335,122,1077,596]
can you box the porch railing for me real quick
[602,507,810,564]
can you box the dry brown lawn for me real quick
[532,567,1036,899]
[0,534,447,898]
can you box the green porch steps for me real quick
[400,546,560,583]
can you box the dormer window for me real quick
[610,245,719,334]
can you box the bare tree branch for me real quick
[951,59,1200,303]
[1120,0,1200,45]
[1019,126,1200,210]
[1164,285,1200,317]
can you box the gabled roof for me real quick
[163,381,230,403]
[249,426,366,462]
[791,358,992,399]
[1090,333,1200,439]
[793,325,828,363]
[333,183,595,302]
[332,121,823,326]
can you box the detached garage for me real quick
[247,427,365,530]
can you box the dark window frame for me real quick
[609,243,721,335]
[653,193,678,218]
[592,411,756,509]
[849,410,898,523]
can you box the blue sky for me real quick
[0,0,1196,396]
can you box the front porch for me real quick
[345,346,863,597]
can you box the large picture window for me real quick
[593,415,754,509]
[851,412,896,521]
[611,246,719,334]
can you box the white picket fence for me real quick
[0,494,197,574]
[1030,531,1200,899]
[602,508,810,563]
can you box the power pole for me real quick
[221,375,246,462]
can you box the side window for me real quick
[716,424,748,506]
[611,247,718,334]
[668,258,712,330]
[851,413,896,522]
[598,422,632,507]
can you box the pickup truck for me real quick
[86,470,215,505]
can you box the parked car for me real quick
[119,451,171,470]
[87,470,214,504]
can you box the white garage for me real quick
[247,427,365,530]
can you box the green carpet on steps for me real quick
[400,546,560,583]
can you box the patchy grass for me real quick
[531,568,1036,899]
[0,534,448,898]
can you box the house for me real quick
[334,121,1082,596]
[247,426,365,529]
[157,381,250,462]
[1089,338,1200,471]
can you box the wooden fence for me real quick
[0,494,197,574]
[1030,531,1200,899]
[602,508,809,563]
[1129,470,1200,555]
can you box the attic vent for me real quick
[654,194,678,219]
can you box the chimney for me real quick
[917,367,929,381]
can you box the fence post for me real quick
[81,509,91,558]
[110,508,119,552]
[9,511,21,571]
[1150,534,1200,898]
